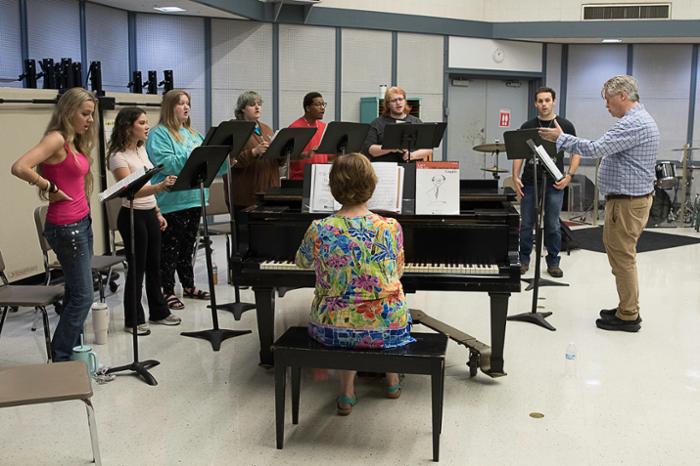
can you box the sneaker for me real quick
[150,314,182,326]
[595,315,641,333]
[124,323,151,336]
[599,308,643,323]
[547,265,563,278]
[520,263,529,274]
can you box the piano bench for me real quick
[272,326,448,462]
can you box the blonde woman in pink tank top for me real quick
[11,88,97,362]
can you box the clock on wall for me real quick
[492,48,505,63]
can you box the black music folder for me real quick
[315,121,370,155]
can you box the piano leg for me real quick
[254,287,275,367]
[488,292,509,377]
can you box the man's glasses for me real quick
[388,97,405,104]
[313,102,327,108]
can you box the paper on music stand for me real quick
[309,164,341,213]
[533,143,565,182]
[415,161,460,215]
[98,166,146,202]
[367,162,404,213]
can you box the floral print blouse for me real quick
[295,213,414,349]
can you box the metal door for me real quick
[447,79,530,181]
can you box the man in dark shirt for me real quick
[512,87,581,278]
[362,86,432,163]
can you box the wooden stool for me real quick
[0,361,102,465]
[272,327,448,462]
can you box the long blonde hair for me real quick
[40,87,98,198]
[159,89,197,142]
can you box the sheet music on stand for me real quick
[367,162,404,213]
[307,162,404,213]
[531,142,565,182]
[99,166,146,202]
[309,164,341,213]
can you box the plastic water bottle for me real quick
[565,342,577,361]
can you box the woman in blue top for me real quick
[146,89,218,310]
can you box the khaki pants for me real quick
[602,194,652,320]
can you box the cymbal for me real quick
[481,166,509,173]
[473,143,506,153]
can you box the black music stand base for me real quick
[107,360,160,386]
[211,302,255,321]
[523,277,569,291]
[181,328,252,351]
[507,311,555,331]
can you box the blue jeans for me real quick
[43,215,93,361]
[519,183,565,267]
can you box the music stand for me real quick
[504,129,568,332]
[103,166,163,386]
[202,120,257,319]
[382,122,446,161]
[315,121,370,155]
[171,145,252,350]
[262,127,316,179]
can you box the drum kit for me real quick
[473,141,508,179]
[649,145,700,230]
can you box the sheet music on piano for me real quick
[309,164,341,212]
[98,167,147,203]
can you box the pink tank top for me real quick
[41,144,90,225]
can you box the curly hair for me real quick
[601,75,640,102]
[107,106,146,160]
[329,153,377,206]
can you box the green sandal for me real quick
[386,383,401,399]
[336,394,358,416]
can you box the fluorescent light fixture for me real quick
[153,6,186,13]
[601,39,623,43]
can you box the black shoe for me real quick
[599,308,643,323]
[595,315,641,332]
[547,265,563,278]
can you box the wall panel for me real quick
[341,28,392,122]
[0,0,22,86]
[397,32,444,159]
[27,0,81,62]
[136,13,206,133]
[278,25,335,128]
[86,3,129,93]
[633,44,692,160]
[211,19,273,125]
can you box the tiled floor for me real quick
[1,228,699,466]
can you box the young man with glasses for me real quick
[287,91,333,180]
[362,86,432,163]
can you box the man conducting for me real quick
[539,75,659,333]
[513,87,581,278]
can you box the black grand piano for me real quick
[232,178,520,377]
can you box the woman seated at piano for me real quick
[295,153,415,416]
[362,86,432,163]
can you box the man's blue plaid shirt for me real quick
[556,104,659,196]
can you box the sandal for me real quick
[164,294,185,310]
[183,288,210,300]
[336,394,357,416]
[386,383,401,399]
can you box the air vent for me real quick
[583,3,670,20]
